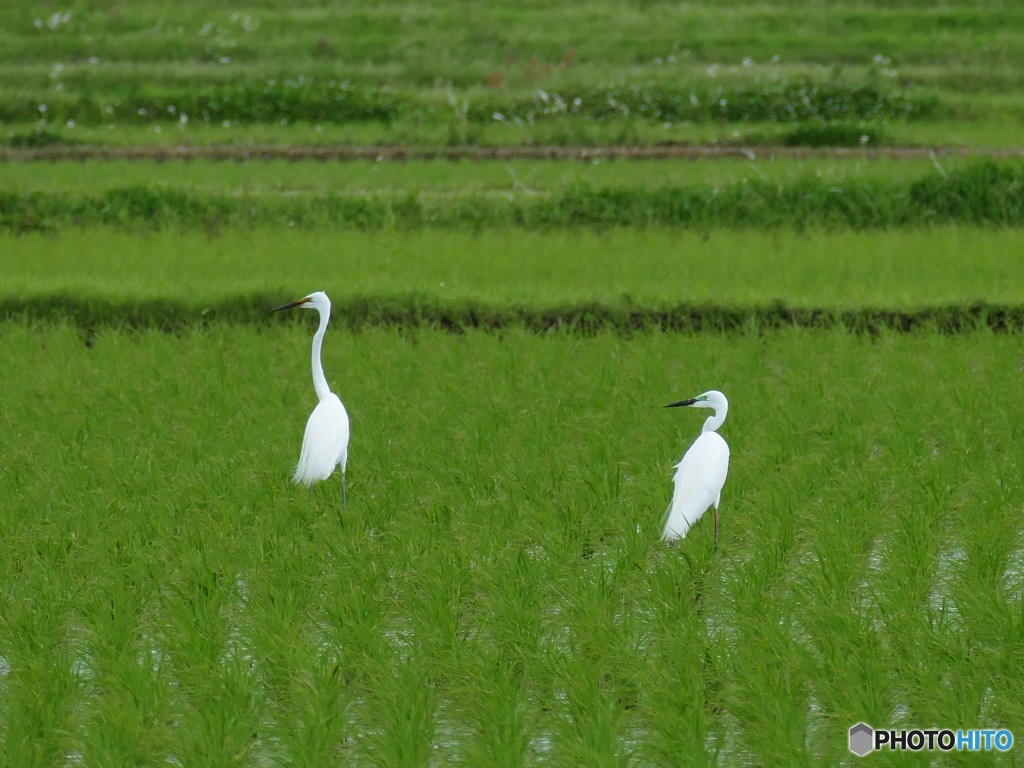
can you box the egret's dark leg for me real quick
[307,483,313,506]
[714,506,719,551]
[341,471,347,508]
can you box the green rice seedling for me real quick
[1,323,1021,763]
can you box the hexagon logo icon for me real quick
[849,722,874,757]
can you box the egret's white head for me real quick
[665,390,729,433]
[272,291,330,314]
[665,390,728,411]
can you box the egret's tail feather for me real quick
[293,456,335,486]
[660,521,690,543]
[293,393,349,487]
[661,502,693,543]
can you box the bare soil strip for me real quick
[3,144,1023,163]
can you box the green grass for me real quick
[2,227,1023,316]
[1,323,1021,764]
[0,155,998,195]
[2,2,1022,762]
[0,76,940,127]
[2,0,1023,149]
[7,117,1024,150]
[3,2,1024,79]
[4,161,1024,232]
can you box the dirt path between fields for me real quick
[2,144,1022,162]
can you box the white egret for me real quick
[662,390,730,548]
[273,291,350,505]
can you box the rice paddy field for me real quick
[1,1,1023,766]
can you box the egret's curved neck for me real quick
[310,305,332,401]
[702,402,728,433]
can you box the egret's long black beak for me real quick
[665,398,699,408]
[272,299,306,313]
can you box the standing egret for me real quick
[662,390,730,548]
[273,291,350,506]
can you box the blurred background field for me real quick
[4,0,1024,150]
[1,1,1022,766]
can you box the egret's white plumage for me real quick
[273,291,350,504]
[295,393,348,485]
[662,390,730,547]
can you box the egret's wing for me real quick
[662,432,730,541]
[294,394,350,485]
